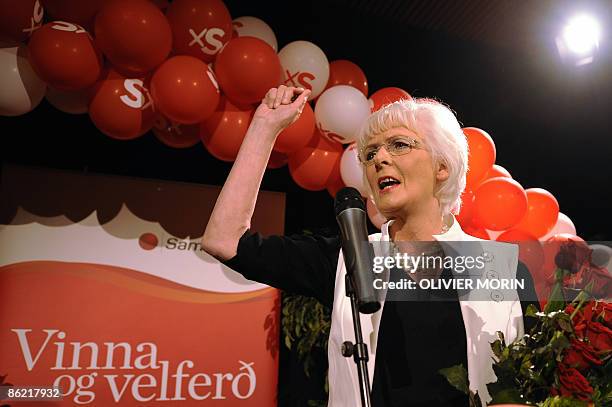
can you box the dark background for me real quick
[1,1,611,405]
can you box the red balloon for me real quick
[201,97,254,161]
[0,0,44,42]
[274,102,315,154]
[484,164,511,180]
[165,0,232,63]
[41,0,107,27]
[463,127,496,189]
[326,158,345,198]
[369,87,411,112]
[28,21,102,90]
[496,229,545,277]
[473,177,527,230]
[288,129,343,191]
[151,55,220,124]
[95,0,171,75]
[215,37,283,105]
[325,60,368,97]
[152,114,201,148]
[515,188,560,238]
[462,224,490,240]
[456,188,476,226]
[267,151,288,169]
[89,69,155,140]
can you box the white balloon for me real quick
[367,198,387,230]
[340,144,368,196]
[540,212,577,241]
[232,16,278,52]
[278,40,329,98]
[315,85,370,144]
[46,86,90,114]
[0,45,46,116]
[588,244,612,272]
[486,229,503,240]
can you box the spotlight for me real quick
[556,14,602,66]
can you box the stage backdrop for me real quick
[0,164,285,406]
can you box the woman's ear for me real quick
[436,161,449,182]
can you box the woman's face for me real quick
[364,126,448,219]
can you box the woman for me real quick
[203,85,536,406]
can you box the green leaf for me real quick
[439,364,469,394]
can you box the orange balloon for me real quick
[274,102,315,154]
[369,87,411,112]
[201,97,254,162]
[89,69,156,140]
[215,37,283,106]
[95,0,172,75]
[28,21,102,90]
[288,129,343,191]
[325,60,368,97]
[496,229,545,278]
[463,127,496,188]
[456,188,476,226]
[152,114,201,148]
[165,0,232,63]
[515,188,560,238]
[473,177,527,230]
[151,55,220,124]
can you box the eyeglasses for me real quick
[358,137,421,166]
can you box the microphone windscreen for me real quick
[334,187,365,216]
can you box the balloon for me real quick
[95,0,171,75]
[28,21,102,90]
[214,37,282,105]
[151,56,220,124]
[369,87,411,112]
[589,244,612,270]
[473,177,527,230]
[232,16,277,52]
[45,86,90,114]
[540,212,577,241]
[278,40,329,98]
[41,0,107,27]
[89,69,155,140]
[463,127,496,189]
[484,164,511,180]
[462,224,490,240]
[367,198,387,230]
[314,85,370,144]
[165,0,232,63]
[152,114,201,148]
[455,188,475,226]
[0,0,43,42]
[201,97,254,161]
[325,60,368,97]
[496,229,545,276]
[0,45,46,116]
[340,144,368,196]
[326,159,345,198]
[486,229,503,240]
[515,188,559,238]
[274,101,315,154]
[267,151,288,169]
[288,129,343,191]
[541,233,588,284]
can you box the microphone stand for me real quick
[341,274,372,407]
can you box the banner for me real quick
[0,164,284,405]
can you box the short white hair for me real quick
[357,98,468,216]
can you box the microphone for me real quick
[334,187,381,314]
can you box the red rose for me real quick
[554,363,593,401]
[563,339,603,370]
[586,320,612,352]
[590,301,612,329]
